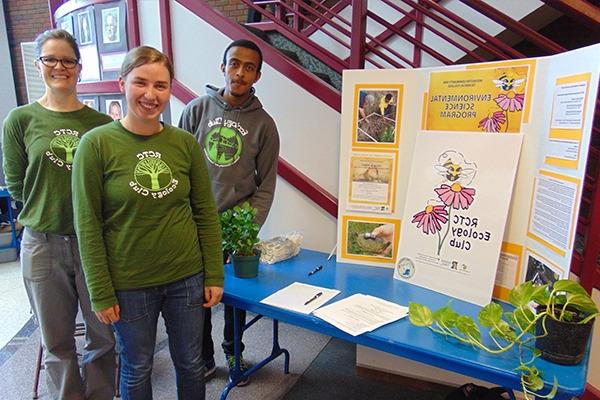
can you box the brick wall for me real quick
[4,0,52,105]
[206,0,248,23]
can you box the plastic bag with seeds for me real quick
[256,231,303,264]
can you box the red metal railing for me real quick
[242,0,568,73]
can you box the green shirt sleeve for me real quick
[2,111,27,201]
[189,139,224,287]
[72,135,117,311]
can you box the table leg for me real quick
[220,307,291,400]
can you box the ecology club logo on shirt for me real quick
[204,126,243,167]
[129,150,179,199]
[46,129,80,171]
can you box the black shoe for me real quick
[226,355,250,386]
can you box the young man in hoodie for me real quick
[178,39,280,385]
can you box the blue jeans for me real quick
[113,272,206,400]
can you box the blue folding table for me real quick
[220,249,590,400]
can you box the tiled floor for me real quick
[0,260,30,349]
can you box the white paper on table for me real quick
[260,282,340,314]
[313,294,409,336]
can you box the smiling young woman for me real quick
[1,29,116,399]
[72,46,224,400]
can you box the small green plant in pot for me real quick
[409,279,599,399]
[220,202,261,278]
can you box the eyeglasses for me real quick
[37,56,79,69]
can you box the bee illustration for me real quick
[435,151,477,185]
[493,74,525,91]
[435,160,476,183]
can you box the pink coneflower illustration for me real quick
[435,183,476,210]
[478,111,506,133]
[494,92,525,112]
[412,205,448,235]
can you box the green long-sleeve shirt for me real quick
[2,102,112,234]
[72,121,223,311]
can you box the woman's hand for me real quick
[95,304,120,324]
[204,286,224,308]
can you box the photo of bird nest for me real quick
[346,221,392,258]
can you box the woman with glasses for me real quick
[2,29,116,400]
[72,46,223,399]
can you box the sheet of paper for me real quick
[260,282,340,314]
[313,294,409,336]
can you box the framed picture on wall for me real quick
[105,99,123,120]
[95,1,128,80]
[57,15,74,36]
[81,97,98,110]
[101,7,120,44]
[77,10,94,45]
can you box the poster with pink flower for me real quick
[394,132,523,306]
[425,65,531,134]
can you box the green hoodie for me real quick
[178,85,280,226]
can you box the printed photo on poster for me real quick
[525,250,564,287]
[341,216,400,264]
[77,10,93,45]
[348,152,396,213]
[102,7,120,44]
[106,99,123,120]
[352,84,403,148]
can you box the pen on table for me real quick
[327,244,337,261]
[304,292,323,306]
[308,265,323,276]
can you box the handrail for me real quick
[243,0,571,72]
[458,0,566,54]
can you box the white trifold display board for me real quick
[336,44,600,306]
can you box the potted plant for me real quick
[220,202,261,278]
[409,279,599,399]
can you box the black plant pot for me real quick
[232,250,261,279]
[535,310,594,365]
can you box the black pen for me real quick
[308,265,323,276]
[303,292,323,306]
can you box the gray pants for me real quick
[21,228,116,400]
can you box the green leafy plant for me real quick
[409,279,599,399]
[220,202,260,257]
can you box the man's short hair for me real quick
[222,39,263,73]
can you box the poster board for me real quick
[336,44,600,305]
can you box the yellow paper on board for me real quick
[426,67,529,133]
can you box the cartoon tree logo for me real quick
[50,135,80,164]
[204,126,242,167]
[134,157,172,191]
[412,151,477,255]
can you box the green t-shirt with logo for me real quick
[2,102,112,234]
[72,121,224,312]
